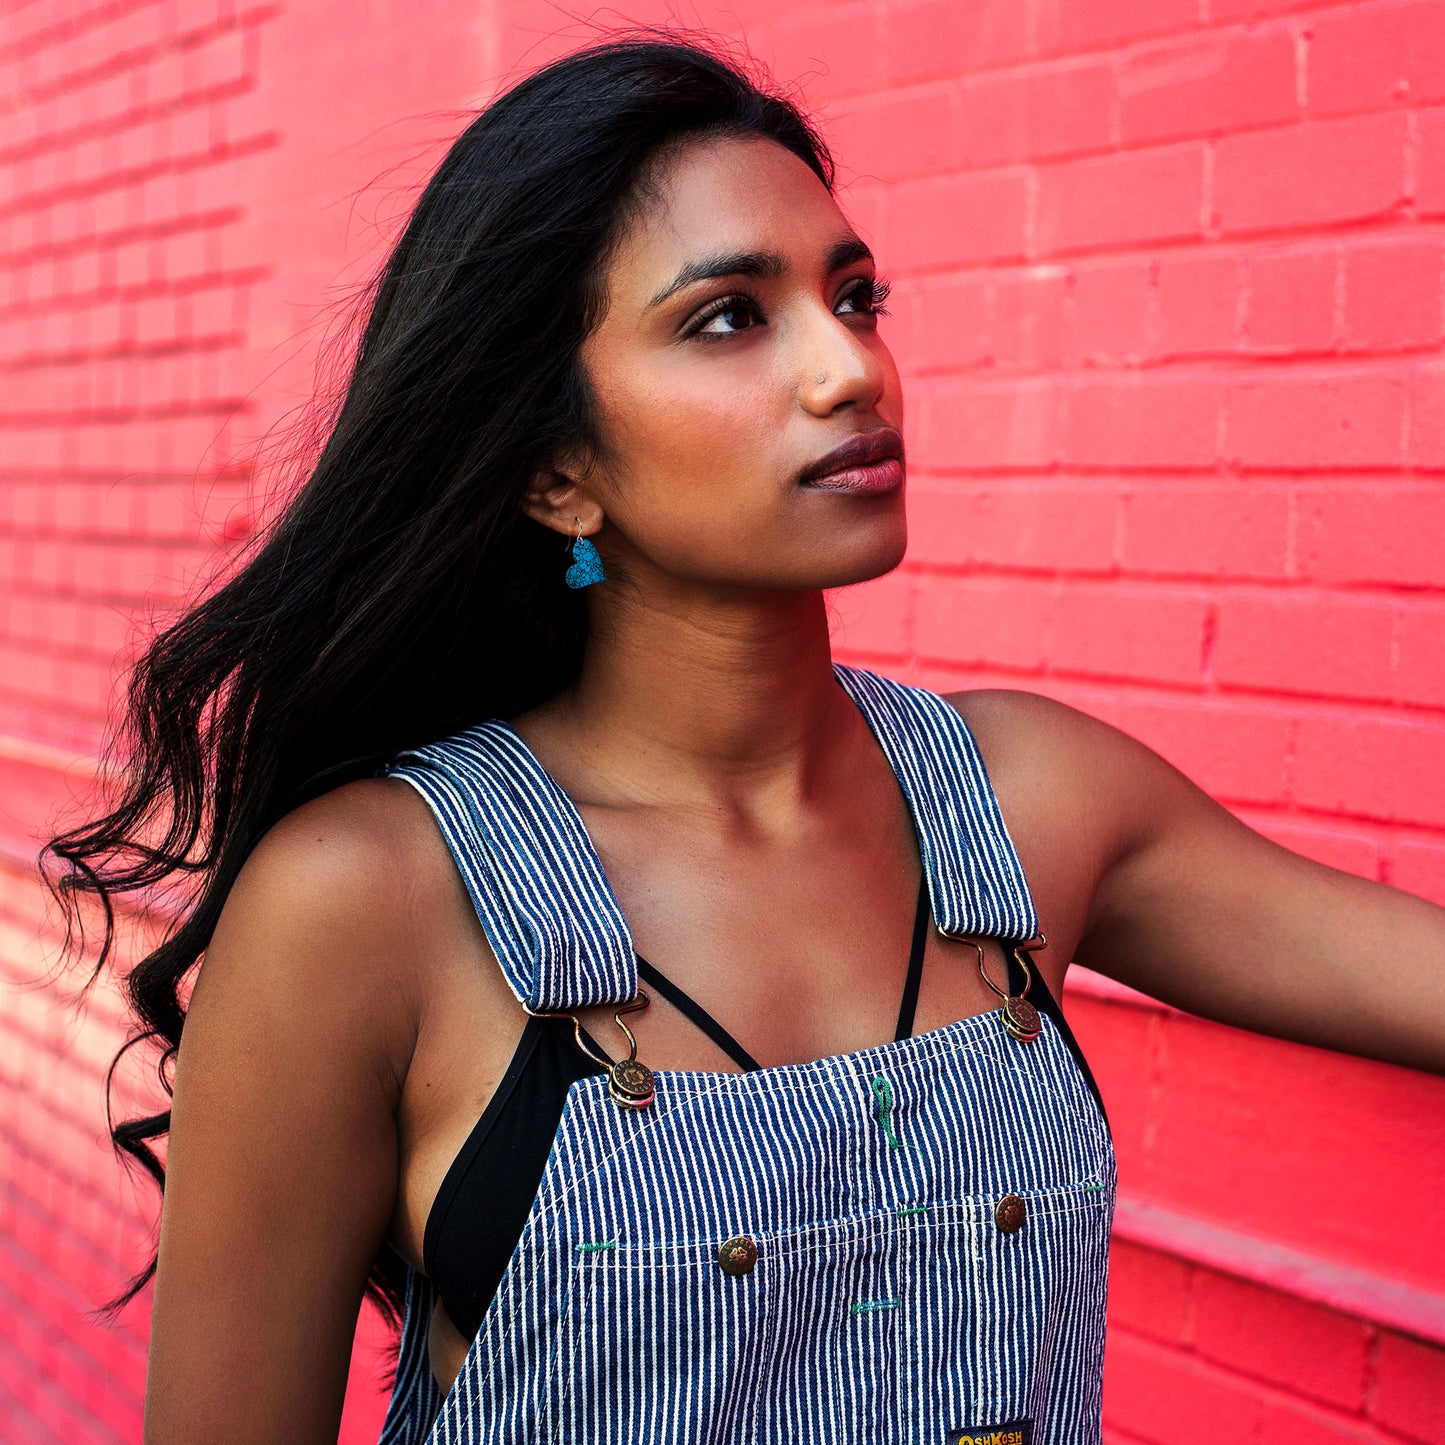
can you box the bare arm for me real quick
[145,786,422,1443]
[960,691,1445,1075]
[1080,736,1445,1074]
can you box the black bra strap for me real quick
[1004,945,1110,1129]
[893,870,931,1041]
[634,954,762,1072]
[635,869,933,1073]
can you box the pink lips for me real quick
[801,457,904,493]
[798,426,905,494]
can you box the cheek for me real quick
[603,363,785,507]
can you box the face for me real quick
[535,132,906,594]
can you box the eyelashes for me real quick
[684,274,893,340]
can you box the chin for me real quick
[818,524,909,589]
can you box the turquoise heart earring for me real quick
[564,515,606,589]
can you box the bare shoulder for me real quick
[944,686,1134,767]
[935,688,1205,954]
[193,774,454,1088]
[940,686,1158,827]
[150,776,463,1440]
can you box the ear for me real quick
[520,448,605,537]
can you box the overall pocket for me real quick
[540,1235,777,1445]
[901,1180,1114,1445]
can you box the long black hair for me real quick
[42,29,836,1324]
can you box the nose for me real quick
[798,305,889,416]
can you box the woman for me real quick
[48,32,1445,1445]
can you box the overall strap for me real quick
[833,663,1040,943]
[381,665,1038,1016]
[381,721,638,1013]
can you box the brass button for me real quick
[994,1194,1027,1234]
[717,1235,758,1276]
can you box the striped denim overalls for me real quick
[377,663,1115,1445]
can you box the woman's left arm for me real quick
[1071,709,1445,1075]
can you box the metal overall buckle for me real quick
[964,934,1047,1043]
[525,990,656,1109]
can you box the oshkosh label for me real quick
[947,1423,1032,1445]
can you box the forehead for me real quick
[604,134,850,301]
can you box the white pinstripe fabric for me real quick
[377,665,1114,1444]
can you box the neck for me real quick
[537,584,860,820]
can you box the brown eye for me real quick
[688,294,763,339]
[839,276,892,317]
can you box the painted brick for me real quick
[878,0,1031,84]
[1119,483,1290,580]
[1296,484,1445,587]
[1309,0,1445,118]
[1395,605,1445,708]
[1213,592,1397,702]
[1050,583,1209,685]
[1295,714,1445,828]
[1192,1270,1370,1411]
[828,566,913,659]
[1225,369,1408,470]
[1244,245,1339,354]
[1392,836,1445,908]
[915,377,1059,470]
[954,61,1117,168]
[1111,696,1295,804]
[913,573,1055,670]
[1103,1329,1268,1444]
[886,168,1030,270]
[827,87,961,184]
[1419,107,1445,217]
[1214,114,1411,234]
[1120,27,1299,145]
[1106,1239,1194,1345]
[1258,1396,1403,1445]
[1063,259,1154,364]
[1154,251,1243,356]
[1406,361,1445,469]
[1036,142,1207,255]
[1034,0,1200,58]
[906,479,1119,572]
[1063,373,1223,469]
[894,274,991,373]
[1340,238,1445,351]
[989,266,1068,370]
[1373,1331,1445,1444]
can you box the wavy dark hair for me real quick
[42,29,835,1325]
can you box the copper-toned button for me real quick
[717,1235,758,1276]
[994,1194,1027,1234]
[608,1058,655,1109]
[1001,995,1041,1043]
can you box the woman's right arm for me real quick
[144,784,425,1444]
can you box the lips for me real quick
[798,427,904,486]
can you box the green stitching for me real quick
[871,1075,906,1150]
[576,1240,617,1253]
[850,1295,901,1316]
[895,1204,930,1216]
[1083,1182,1104,1192]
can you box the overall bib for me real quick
[377,664,1116,1445]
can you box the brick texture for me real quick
[4,0,1445,1441]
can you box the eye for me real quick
[838,275,892,318]
[685,292,764,340]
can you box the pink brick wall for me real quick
[2,1,1443,1440]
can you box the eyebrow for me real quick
[646,234,875,310]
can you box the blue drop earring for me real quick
[564,515,607,589]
